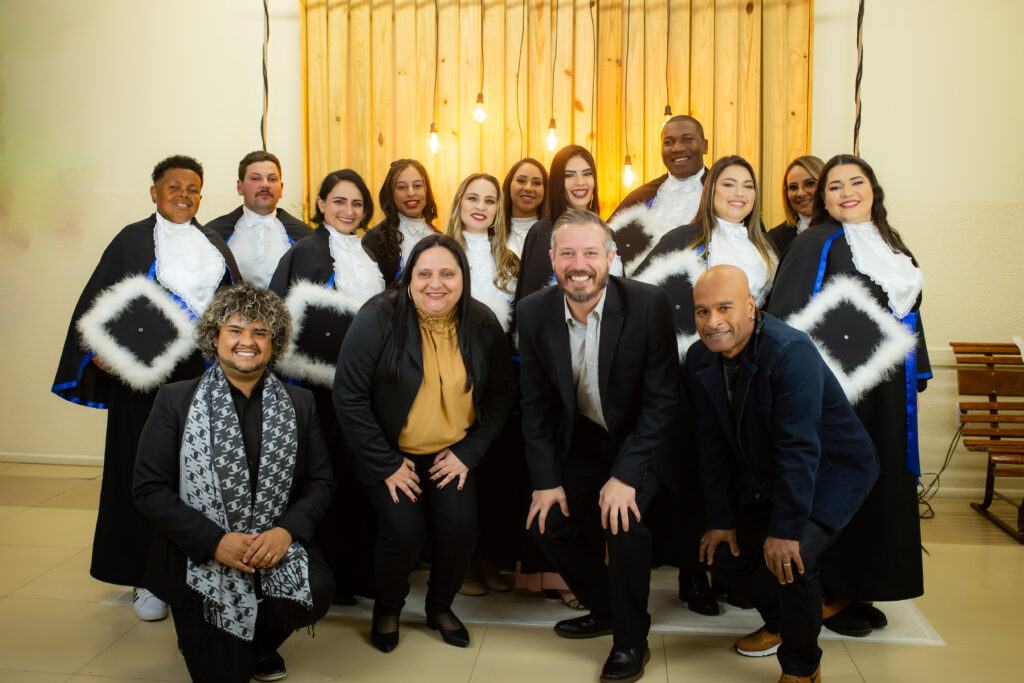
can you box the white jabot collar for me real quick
[507,216,537,258]
[228,206,290,288]
[325,224,385,303]
[153,212,226,316]
[461,230,515,331]
[707,217,776,306]
[796,214,811,234]
[842,222,922,318]
[398,214,433,271]
[651,168,705,232]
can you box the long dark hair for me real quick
[501,157,549,228]
[691,155,777,275]
[376,159,440,277]
[311,169,374,231]
[547,145,600,219]
[811,154,917,265]
[385,233,475,391]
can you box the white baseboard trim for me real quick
[0,452,103,467]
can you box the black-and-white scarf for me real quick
[179,365,311,641]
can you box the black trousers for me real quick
[710,503,840,676]
[529,418,659,648]
[172,545,334,683]
[366,453,479,616]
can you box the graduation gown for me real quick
[268,225,381,598]
[512,217,557,304]
[204,205,313,244]
[52,214,240,586]
[767,221,798,257]
[766,220,932,601]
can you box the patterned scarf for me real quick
[179,365,311,641]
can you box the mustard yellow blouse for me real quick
[398,309,476,455]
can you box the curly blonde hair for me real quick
[195,284,292,367]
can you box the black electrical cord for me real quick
[261,0,270,150]
[918,425,963,520]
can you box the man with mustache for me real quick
[206,151,313,288]
[516,210,680,683]
[687,265,878,683]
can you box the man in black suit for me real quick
[517,209,680,683]
[134,284,334,683]
[205,151,313,288]
[688,265,879,683]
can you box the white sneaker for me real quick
[132,587,168,621]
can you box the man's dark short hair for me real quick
[238,151,282,181]
[664,115,706,141]
[151,155,204,185]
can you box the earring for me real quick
[749,315,755,321]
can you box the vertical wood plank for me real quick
[504,0,527,166]
[303,0,329,214]
[668,0,691,121]
[713,0,738,160]
[620,0,644,203]
[394,0,418,161]
[325,0,349,181]
[643,0,667,184]
[529,0,553,168]
[370,0,394,191]
[459,0,483,180]
[595,0,621,218]
[689,0,715,155]
[761,0,788,227]
[554,0,575,150]
[481,0,506,177]
[348,0,373,187]
[739,0,761,176]
[572,0,596,152]
[435,0,461,227]
[416,0,438,183]
[787,0,812,159]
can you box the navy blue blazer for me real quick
[517,276,682,491]
[686,312,878,540]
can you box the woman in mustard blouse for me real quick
[333,233,516,652]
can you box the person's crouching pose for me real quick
[134,284,335,683]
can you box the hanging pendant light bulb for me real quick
[662,104,673,129]
[546,118,558,151]
[623,154,635,188]
[473,93,487,123]
[428,122,439,155]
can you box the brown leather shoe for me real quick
[734,626,781,657]
[779,665,821,682]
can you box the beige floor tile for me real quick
[12,548,114,602]
[0,476,87,507]
[79,616,189,681]
[923,541,1024,591]
[0,671,70,682]
[662,634,863,682]
[0,507,96,548]
[0,597,138,674]
[39,479,101,511]
[0,505,29,522]
[0,462,14,473]
[281,618,480,682]
[920,496,1021,547]
[2,464,102,479]
[0,545,80,596]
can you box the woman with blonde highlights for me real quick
[768,155,824,255]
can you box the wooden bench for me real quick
[950,342,1024,543]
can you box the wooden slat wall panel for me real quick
[300,0,813,226]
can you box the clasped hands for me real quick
[214,526,293,574]
[526,477,639,536]
[384,448,469,504]
[699,529,804,585]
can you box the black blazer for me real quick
[516,276,682,491]
[204,205,314,244]
[686,313,879,541]
[333,292,517,486]
[132,375,335,607]
[513,217,556,303]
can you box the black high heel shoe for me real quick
[371,614,399,653]
[426,610,470,648]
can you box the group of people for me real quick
[52,114,930,683]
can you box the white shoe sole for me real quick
[735,642,780,657]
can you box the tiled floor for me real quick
[0,462,1020,682]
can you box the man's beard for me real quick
[558,268,609,303]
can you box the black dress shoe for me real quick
[711,579,754,609]
[600,642,650,683]
[678,571,720,616]
[371,614,400,653]
[426,610,470,647]
[553,613,614,639]
[823,604,872,637]
[252,651,287,681]
[851,602,887,628]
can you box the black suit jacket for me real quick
[132,375,335,607]
[333,291,517,486]
[516,276,681,491]
[686,313,879,540]
[204,205,313,244]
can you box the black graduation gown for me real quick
[767,221,798,257]
[52,214,240,586]
[513,217,557,304]
[766,220,932,601]
[204,205,314,244]
[267,226,378,599]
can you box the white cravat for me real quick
[708,218,776,306]
[153,212,226,316]
[507,217,537,258]
[464,231,514,330]
[228,206,291,288]
[650,168,705,232]
[325,225,385,303]
[398,214,434,271]
[842,222,923,318]
[796,214,811,234]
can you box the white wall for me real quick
[812,0,1024,496]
